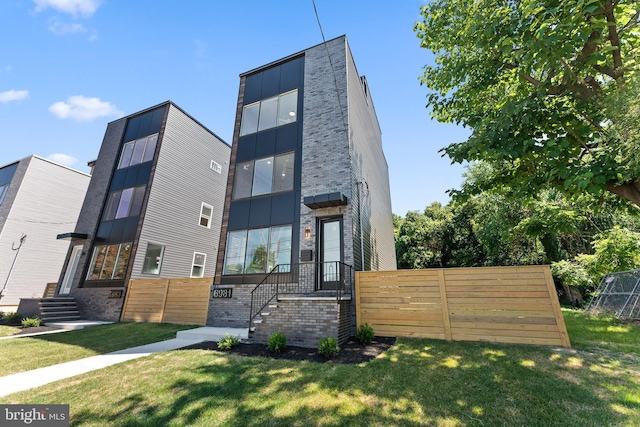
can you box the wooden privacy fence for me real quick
[121,277,211,325]
[355,265,570,347]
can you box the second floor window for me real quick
[232,152,294,199]
[240,90,298,136]
[118,134,158,169]
[104,185,146,221]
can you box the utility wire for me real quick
[312,0,348,133]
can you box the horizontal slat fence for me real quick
[356,266,570,347]
[121,277,211,325]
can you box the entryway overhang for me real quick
[303,192,347,209]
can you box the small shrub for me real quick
[356,323,375,344]
[217,333,240,350]
[318,337,340,358]
[267,332,287,353]
[21,317,41,328]
[5,312,24,326]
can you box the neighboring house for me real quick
[209,35,397,347]
[0,155,90,310]
[56,101,230,321]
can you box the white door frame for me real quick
[60,245,83,295]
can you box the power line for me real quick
[311,0,348,133]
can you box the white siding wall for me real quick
[130,106,231,280]
[0,156,90,306]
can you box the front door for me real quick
[60,245,82,294]
[319,218,342,290]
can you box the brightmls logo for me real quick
[1,405,69,426]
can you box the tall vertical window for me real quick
[232,152,295,200]
[87,242,132,281]
[191,252,206,278]
[223,225,292,275]
[199,203,213,228]
[104,186,146,221]
[142,243,165,275]
[118,134,159,169]
[239,90,298,136]
[0,184,9,206]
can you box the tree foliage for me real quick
[415,0,640,206]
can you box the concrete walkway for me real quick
[0,337,204,397]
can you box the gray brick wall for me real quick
[207,284,252,327]
[73,288,124,321]
[299,37,354,267]
[251,298,351,348]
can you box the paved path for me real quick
[0,338,203,398]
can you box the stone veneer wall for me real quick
[251,297,351,348]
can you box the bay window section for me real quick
[86,242,132,281]
[223,225,292,275]
[232,162,254,199]
[273,152,295,193]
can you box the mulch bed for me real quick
[10,326,59,335]
[179,336,396,364]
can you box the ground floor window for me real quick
[142,243,165,274]
[223,225,292,275]
[87,242,132,280]
[191,252,206,278]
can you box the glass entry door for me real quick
[319,218,342,290]
[60,245,82,294]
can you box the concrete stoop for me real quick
[46,320,113,330]
[176,327,249,342]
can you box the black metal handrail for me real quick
[249,261,353,329]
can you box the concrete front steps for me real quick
[39,297,81,324]
[176,327,249,342]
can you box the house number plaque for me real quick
[211,288,232,299]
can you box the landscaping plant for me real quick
[356,323,375,344]
[21,317,41,328]
[217,333,240,351]
[5,312,24,326]
[266,332,286,353]
[318,337,339,358]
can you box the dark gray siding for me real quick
[345,43,397,271]
[0,156,89,307]
[63,118,127,317]
[130,104,230,279]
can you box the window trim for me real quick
[142,242,165,275]
[210,160,222,174]
[191,252,207,278]
[199,202,213,228]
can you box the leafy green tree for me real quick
[396,203,452,268]
[415,1,640,206]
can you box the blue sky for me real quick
[0,0,469,216]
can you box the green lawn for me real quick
[0,322,195,376]
[0,325,21,337]
[1,311,639,426]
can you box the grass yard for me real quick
[1,309,639,426]
[0,322,195,376]
[0,325,21,337]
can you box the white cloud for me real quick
[33,0,101,18]
[0,90,29,103]
[0,66,12,74]
[48,20,87,35]
[47,153,78,167]
[49,95,123,121]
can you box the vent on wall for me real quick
[210,160,222,174]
